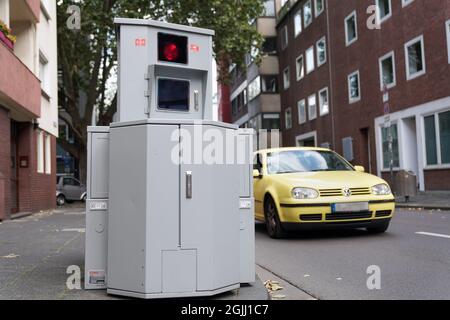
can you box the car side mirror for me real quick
[253,169,262,179]
[354,166,365,173]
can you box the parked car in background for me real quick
[56,175,86,206]
[253,147,395,238]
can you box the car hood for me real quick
[274,171,387,189]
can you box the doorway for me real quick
[10,121,18,213]
[402,117,419,177]
[359,128,372,173]
[296,131,317,147]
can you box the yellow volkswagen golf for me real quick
[253,147,395,238]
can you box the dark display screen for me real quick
[158,33,188,64]
[157,78,190,111]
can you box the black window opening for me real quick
[157,78,190,111]
[158,32,188,64]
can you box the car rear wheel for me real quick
[57,195,66,206]
[82,194,87,202]
[367,222,390,234]
[264,197,286,239]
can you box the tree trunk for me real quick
[78,148,87,185]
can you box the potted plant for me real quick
[0,19,16,50]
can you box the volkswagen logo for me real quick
[343,188,352,197]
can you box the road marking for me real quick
[62,228,85,233]
[415,231,450,239]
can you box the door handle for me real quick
[194,90,199,111]
[186,171,192,199]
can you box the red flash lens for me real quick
[164,43,179,61]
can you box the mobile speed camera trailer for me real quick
[84,18,255,299]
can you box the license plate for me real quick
[331,202,369,213]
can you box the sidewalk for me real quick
[396,191,450,211]
[0,205,268,300]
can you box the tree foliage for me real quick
[57,0,264,181]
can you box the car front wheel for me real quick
[264,197,286,239]
[56,194,66,206]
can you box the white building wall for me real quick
[37,0,58,137]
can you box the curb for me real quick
[396,204,450,211]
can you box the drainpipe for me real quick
[325,0,336,149]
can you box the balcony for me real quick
[0,39,40,120]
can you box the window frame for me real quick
[294,9,302,37]
[318,87,329,116]
[404,34,426,81]
[296,54,305,81]
[303,0,313,29]
[315,0,324,17]
[345,11,358,47]
[423,109,450,168]
[285,107,293,130]
[37,130,44,174]
[305,46,315,74]
[298,99,307,124]
[45,134,51,175]
[446,20,450,64]
[376,0,392,24]
[283,67,290,90]
[401,0,414,8]
[281,25,289,50]
[378,50,397,90]
[348,70,361,104]
[308,94,317,121]
[316,36,327,67]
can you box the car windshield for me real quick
[266,150,354,174]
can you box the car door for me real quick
[253,152,265,221]
[63,177,81,200]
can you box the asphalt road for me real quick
[255,208,450,300]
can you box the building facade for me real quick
[226,0,283,148]
[0,0,58,220]
[277,0,450,191]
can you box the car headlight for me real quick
[292,187,319,199]
[372,184,392,195]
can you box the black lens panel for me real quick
[157,78,190,111]
[158,32,188,64]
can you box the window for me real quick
[261,75,278,93]
[446,20,450,64]
[285,108,292,130]
[306,46,315,74]
[283,67,290,90]
[308,94,317,120]
[248,76,261,101]
[381,124,400,169]
[281,25,288,50]
[263,0,275,16]
[37,130,44,173]
[348,70,361,103]
[318,87,329,116]
[39,51,49,95]
[405,35,426,80]
[296,54,305,81]
[379,51,396,89]
[262,37,277,55]
[425,111,450,166]
[45,134,51,174]
[303,0,313,28]
[316,37,327,66]
[376,0,392,23]
[345,11,358,46]
[298,99,306,124]
[315,0,324,17]
[424,115,438,165]
[294,10,302,36]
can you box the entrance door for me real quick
[402,117,419,177]
[180,124,240,291]
[359,128,372,173]
[10,122,18,213]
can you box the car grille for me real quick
[376,210,392,218]
[300,214,322,222]
[326,211,373,221]
[319,187,371,197]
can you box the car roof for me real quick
[255,147,331,154]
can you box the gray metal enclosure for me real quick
[85,18,254,299]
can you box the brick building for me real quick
[0,0,58,220]
[276,0,450,191]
